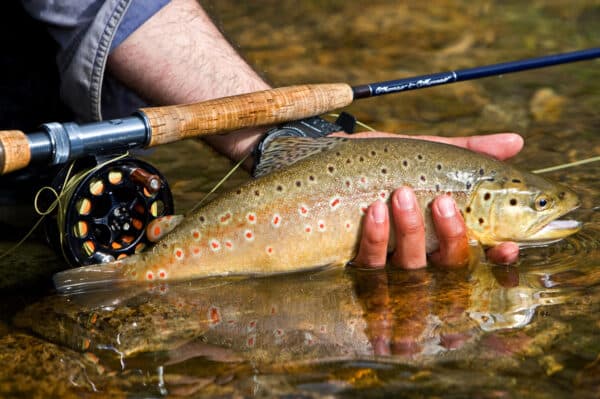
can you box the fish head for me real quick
[465,170,581,247]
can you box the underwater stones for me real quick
[530,88,567,123]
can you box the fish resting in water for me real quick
[54,137,581,292]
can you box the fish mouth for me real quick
[519,219,583,247]
[518,203,582,247]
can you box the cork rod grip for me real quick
[140,83,354,147]
[0,130,31,175]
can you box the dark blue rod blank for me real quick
[352,48,600,99]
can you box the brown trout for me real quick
[53,137,581,292]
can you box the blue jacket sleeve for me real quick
[21,0,170,121]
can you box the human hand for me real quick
[342,132,524,269]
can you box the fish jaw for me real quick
[516,219,582,247]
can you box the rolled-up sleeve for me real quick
[21,0,170,121]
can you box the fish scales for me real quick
[54,137,580,291]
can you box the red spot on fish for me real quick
[191,246,201,256]
[192,230,200,240]
[146,271,154,280]
[247,336,255,347]
[225,240,233,249]
[219,212,232,224]
[266,246,273,255]
[271,306,276,314]
[271,214,281,227]
[208,306,221,326]
[299,204,309,216]
[246,212,256,224]
[153,225,161,238]
[210,239,221,251]
[249,320,256,329]
[360,176,367,184]
[330,197,341,210]
[158,270,166,279]
[318,221,326,232]
[174,248,183,259]
[305,225,312,233]
[276,329,283,336]
[245,230,254,241]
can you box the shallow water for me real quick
[1,0,599,398]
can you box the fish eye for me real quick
[534,195,552,211]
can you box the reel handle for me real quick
[140,83,354,146]
[0,130,31,174]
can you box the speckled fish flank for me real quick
[54,137,581,292]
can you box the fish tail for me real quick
[53,261,129,294]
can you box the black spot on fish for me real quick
[336,152,341,156]
[254,190,260,196]
[371,150,377,156]
[466,182,472,189]
[512,179,522,183]
[479,168,485,175]
[309,175,315,181]
[276,185,283,192]
[403,160,408,167]
[510,198,517,206]
[328,165,335,173]
[384,147,389,153]
[484,193,491,201]
[236,189,242,195]
[296,181,302,187]
[381,168,387,174]
[420,175,426,182]
[558,191,566,199]
[199,215,206,222]
[436,164,442,171]
[479,218,485,225]
[359,156,364,162]
[417,154,423,160]
[466,206,471,213]
[435,184,440,192]
[346,158,351,164]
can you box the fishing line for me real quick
[0,153,130,260]
[327,113,376,132]
[532,156,600,174]
[189,153,249,214]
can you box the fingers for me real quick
[352,189,519,270]
[486,242,520,264]
[389,187,427,269]
[353,200,390,268]
[428,195,470,268]
[331,131,524,161]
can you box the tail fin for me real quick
[53,262,129,294]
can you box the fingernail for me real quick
[372,201,386,224]
[436,196,456,218]
[395,187,414,211]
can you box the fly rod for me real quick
[1,47,598,175]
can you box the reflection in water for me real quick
[13,253,599,395]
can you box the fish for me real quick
[53,137,581,292]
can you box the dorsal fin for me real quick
[252,137,346,177]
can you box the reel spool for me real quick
[44,156,174,266]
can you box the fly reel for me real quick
[44,156,174,266]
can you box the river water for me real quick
[1,1,599,397]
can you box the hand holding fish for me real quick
[342,132,524,269]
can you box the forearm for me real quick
[107,0,271,163]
